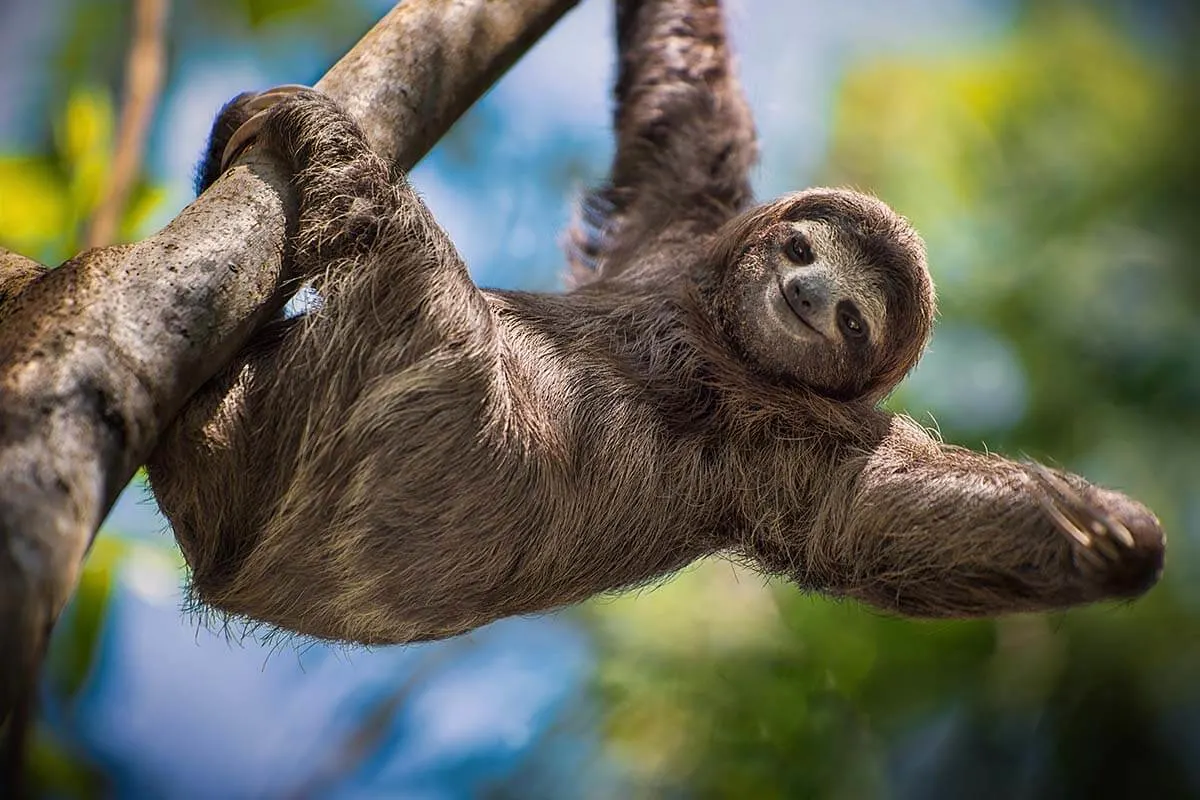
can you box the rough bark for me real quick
[0,0,579,737]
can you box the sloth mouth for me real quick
[778,279,826,339]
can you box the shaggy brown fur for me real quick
[147,0,1164,644]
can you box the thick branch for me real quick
[0,0,579,730]
[0,248,47,313]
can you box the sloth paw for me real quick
[219,84,313,172]
[1026,462,1165,598]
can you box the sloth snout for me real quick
[782,271,836,335]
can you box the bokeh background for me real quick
[2,0,1198,796]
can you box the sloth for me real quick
[147,0,1165,644]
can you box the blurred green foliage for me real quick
[588,4,1200,798]
[0,86,164,262]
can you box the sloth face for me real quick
[707,189,935,401]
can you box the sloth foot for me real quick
[219,84,313,172]
[1026,462,1165,598]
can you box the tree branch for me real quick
[0,249,47,312]
[0,0,580,748]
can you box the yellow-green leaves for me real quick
[0,157,70,256]
[0,86,167,262]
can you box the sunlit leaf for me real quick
[0,157,70,254]
[58,86,115,228]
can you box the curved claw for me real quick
[219,84,313,172]
[1025,461,1158,590]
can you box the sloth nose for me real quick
[783,271,835,333]
[784,273,830,312]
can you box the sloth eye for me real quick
[839,306,867,339]
[783,234,815,266]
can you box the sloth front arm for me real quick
[570,0,758,278]
[753,414,1166,617]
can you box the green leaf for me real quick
[0,157,70,255]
